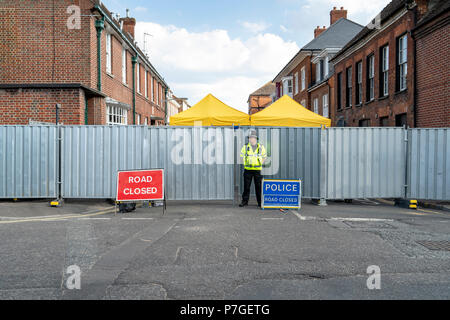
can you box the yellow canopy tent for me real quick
[250,95,331,127]
[170,94,250,126]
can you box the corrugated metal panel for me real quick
[326,127,406,199]
[407,128,450,200]
[237,127,322,199]
[0,126,58,198]
[61,126,234,200]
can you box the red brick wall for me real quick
[332,11,415,127]
[0,0,168,126]
[415,12,450,127]
[248,95,273,115]
[0,88,84,125]
[292,56,315,109]
[0,0,93,87]
[310,83,332,119]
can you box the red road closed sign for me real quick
[116,169,164,202]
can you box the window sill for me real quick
[365,99,375,106]
[378,95,389,101]
[395,89,407,96]
[355,103,362,108]
[106,72,114,78]
[345,106,352,110]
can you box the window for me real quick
[397,34,407,91]
[366,54,375,101]
[380,116,389,127]
[122,48,127,84]
[356,61,363,105]
[282,77,293,97]
[294,72,299,95]
[380,45,389,97]
[301,67,306,91]
[316,60,324,84]
[337,72,342,110]
[144,71,148,98]
[107,106,127,125]
[144,117,148,126]
[300,99,306,107]
[323,94,329,118]
[313,98,319,114]
[137,114,141,125]
[359,119,371,127]
[106,33,112,74]
[150,76,154,102]
[324,56,329,77]
[156,82,159,105]
[346,66,352,108]
[136,63,140,93]
[395,113,407,127]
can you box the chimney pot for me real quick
[330,6,348,25]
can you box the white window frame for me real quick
[347,66,352,107]
[136,63,140,94]
[382,45,389,96]
[150,75,154,102]
[107,106,128,125]
[156,82,159,105]
[282,77,293,97]
[316,61,321,83]
[122,48,127,84]
[301,99,306,107]
[368,55,375,101]
[357,61,363,105]
[294,72,299,95]
[137,114,141,125]
[301,67,306,91]
[322,94,329,118]
[106,33,112,74]
[398,35,407,91]
[313,98,319,114]
[144,70,148,98]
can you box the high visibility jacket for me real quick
[240,143,267,170]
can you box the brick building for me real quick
[0,0,169,126]
[247,82,276,115]
[412,0,450,127]
[330,0,449,128]
[272,7,363,122]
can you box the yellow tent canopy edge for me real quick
[170,93,251,126]
[250,95,331,128]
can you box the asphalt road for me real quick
[0,199,449,300]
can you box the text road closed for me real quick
[116,169,164,201]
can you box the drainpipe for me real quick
[164,87,168,125]
[84,94,88,125]
[95,17,105,92]
[131,55,138,125]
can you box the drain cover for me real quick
[416,241,450,251]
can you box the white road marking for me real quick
[78,218,111,220]
[291,211,315,220]
[261,218,284,220]
[329,217,394,222]
[121,217,154,220]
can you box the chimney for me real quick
[330,6,347,25]
[314,26,327,38]
[415,0,429,19]
[119,9,136,38]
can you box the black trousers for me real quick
[242,169,262,205]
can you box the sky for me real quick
[102,0,391,112]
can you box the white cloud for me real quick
[239,21,271,33]
[135,22,299,112]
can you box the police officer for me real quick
[240,130,267,207]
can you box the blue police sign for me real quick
[261,179,302,210]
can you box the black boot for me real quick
[239,202,248,207]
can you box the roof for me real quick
[302,18,364,50]
[249,82,276,97]
[332,0,407,61]
[414,0,450,30]
[273,18,363,82]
